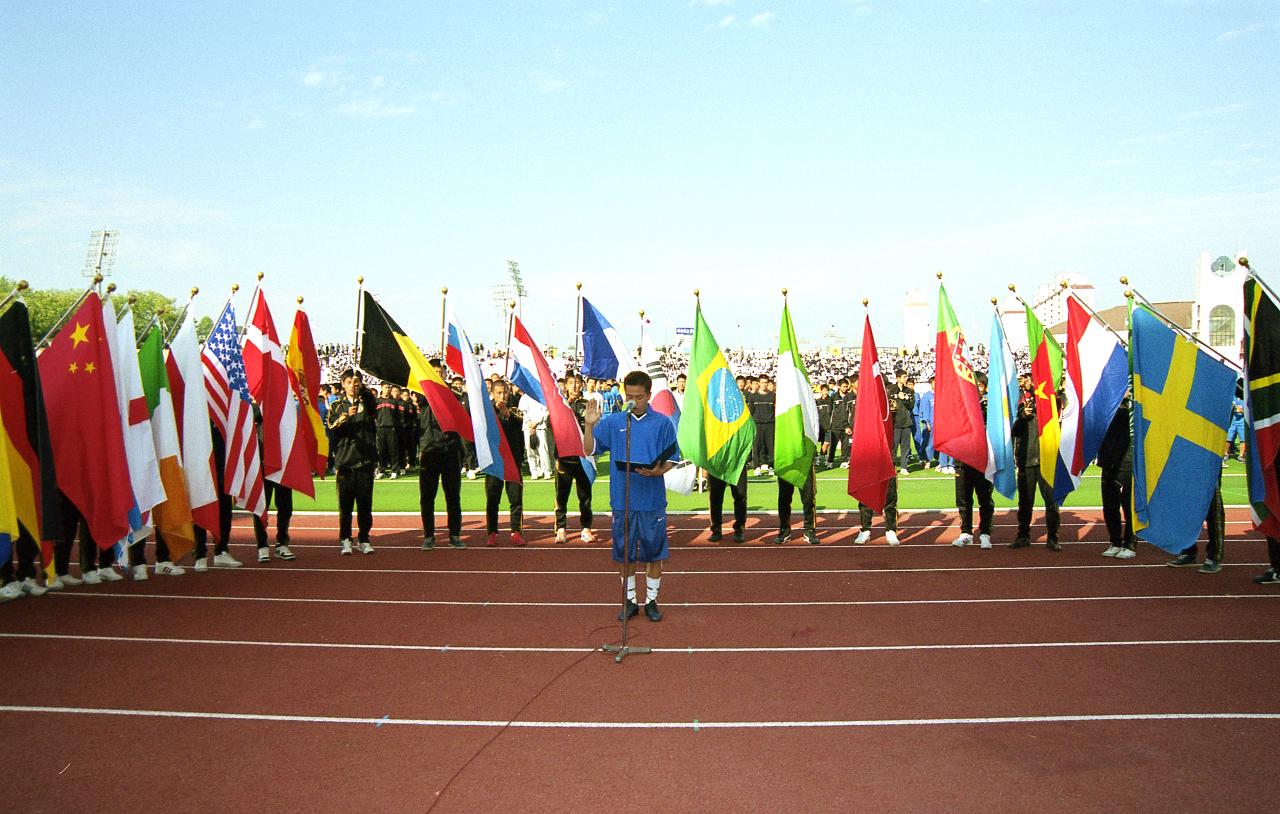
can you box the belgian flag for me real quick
[0,300,64,578]
[357,291,471,437]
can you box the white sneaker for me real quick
[1102,546,1122,557]
[1115,548,1136,559]
[580,528,598,543]
[97,567,124,582]
[340,539,353,555]
[466,470,477,480]
[257,547,271,563]
[898,468,909,475]
[213,552,242,568]
[854,530,871,545]
[0,582,22,602]
[357,541,374,554]
[81,569,102,585]
[155,561,185,576]
[885,531,901,546]
[840,461,850,469]
[979,534,992,549]
[275,545,296,561]
[952,533,972,547]
[132,565,149,581]
[57,573,83,587]
[20,578,46,597]
[45,576,65,591]
[389,472,398,479]
[193,558,209,573]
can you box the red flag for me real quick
[37,292,134,548]
[286,307,328,476]
[933,284,989,471]
[243,289,314,497]
[847,315,896,511]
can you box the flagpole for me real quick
[439,286,448,359]
[242,271,265,333]
[573,281,582,377]
[353,276,365,360]
[1124,278,1242,372]
[1240,257,1280,306]
[638,309,646,360]
[0,279,29,313]
[503,300,516,380]
[165,287,199,344]
[39,274,105,348]
[1057,280,1128,349]
[991,298,1019,362]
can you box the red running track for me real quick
[1,508,1277,813]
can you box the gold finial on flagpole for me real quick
[1239,257,1252,270]
[576,281,582,292]
[936,271,943,280]
[190,287,199,298]
[257,271,264,281]
[694,289,700,299]
[297,296,304,305]
[106,283,117,294]
[1118,276,1128,286]
[1007,284,1016,293]
[862,298,869,307]
[991,297,998,305]
[93,273,104,285]
[231,283,239,294]
[17,280,29,291]
[639,309,645,320]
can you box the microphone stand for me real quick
[602,405,651,663]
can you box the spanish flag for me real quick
[286,306,328,476]
[358,291,471,436]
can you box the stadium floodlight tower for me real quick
[507,259,528,318]
[82,229,120,279]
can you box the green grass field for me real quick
[291,458,1253,513]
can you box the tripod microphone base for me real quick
[600,643,652,663]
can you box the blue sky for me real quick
[1,0,1276,351]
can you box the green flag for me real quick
[774,301,818,487]
[677,302,755,483]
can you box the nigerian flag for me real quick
[677,302,755,484]
[774,300,819,487]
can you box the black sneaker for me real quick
[1009,538,1031,549]
[448,536,466,549]
[421,536,436,550]
[617,599,639,621]
[773,530,789,545]
[1166,553,1198,567]
[708,529,723,542]
[1252,569,1280,584]
[644,600,663,622]
[732,529,744,543]
[804,529,820,545]
[1046,538,1062,551]
[1197,559,1222,574]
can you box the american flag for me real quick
[202,301,265,517]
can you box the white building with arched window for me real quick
[1193,250,1248,361]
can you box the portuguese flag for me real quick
[933,284,989,471]
[676,302,755,484]
[1026,305,1064,485]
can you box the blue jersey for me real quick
[593,409,679,511]
[1229,397,1246,427]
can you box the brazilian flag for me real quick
[677,302,755,483]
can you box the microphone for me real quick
[623,399,636,412]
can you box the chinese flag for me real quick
[37,292,133,548]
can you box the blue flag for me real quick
[984,312,1018,499]
[580,298,634,380]
[1131,306,1235,553]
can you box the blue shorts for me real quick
[1227,423,1245,443]
[611,510,669,563]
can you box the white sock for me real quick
[623,575,636,603]
[646,576,661,604]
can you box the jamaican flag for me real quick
[676,301,755,484]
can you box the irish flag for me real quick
[933,284,988,471]
[138,325,195,559]
[1026,305,1064,485]
[774,299,819,487]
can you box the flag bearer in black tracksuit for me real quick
[887,369,916,473]
[853,390,901,547]
[193,422,238,571]
[829,378,854,467]
[815,384,832,467]
[953,374,995,549]
[1098,393,1135,560]
[330,370,378,555]
[484,380,526,547]
[707,468,748,543]
[251,404,296,564]
[554,378,597,544]
[1255,538,1280,584]
[753,377,776,475]
[1009,376,1061,550]
[399,389,419,472]
[418,360,466,550]
[374,384,400,479]
[1166,470,1227,574]
[776,462,818,545]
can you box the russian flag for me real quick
[445,306,521,482]
[580,297,635,380]
[1054,296,1129,504]
[510,316,595,483]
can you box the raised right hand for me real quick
[584,399,602,426]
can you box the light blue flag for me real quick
[1131,307,1235,553]
[984,312,1018,499]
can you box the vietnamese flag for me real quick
[38,292,133,549]
[933,284,989,471]
[847,314,897,511]
[1026,305,1064,485]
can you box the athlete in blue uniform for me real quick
[584,370,679,622]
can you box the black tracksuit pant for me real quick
[859,477,899,531]
[554,457,594,531]
[1016,467,1060,540]
[955,464,994,536]
[1180,488,1226,563]
[253,481,294,549]
[484,476,523,534]
[420,449,463,538]
[708,471,748,534]
[778,472,816,532]
[337,465,374,542]
[1100,466,1133,548]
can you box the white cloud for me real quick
[1182,101,1247,119]
[1216,22,1264,42]
[750,11,776,27]
[537,76,568,93]
[711,15,737,29]
[1238,141,1264,152]
[693,0,733,6]
[335,99,416,117]
[301,68,350,90]
[244,116,264,131]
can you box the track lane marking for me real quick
[199,563,1272,576]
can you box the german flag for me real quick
[0,300,64,579]
[357,291,471,437]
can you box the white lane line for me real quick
[232,520,1266,532]
[226,539,1275,551]
[210,563,1271,577]
[3,631,1278,655]
[49,592,1280,609]
[1,705,1276,730]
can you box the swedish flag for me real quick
[1131,306,1236,553]
[677,303,755,483]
